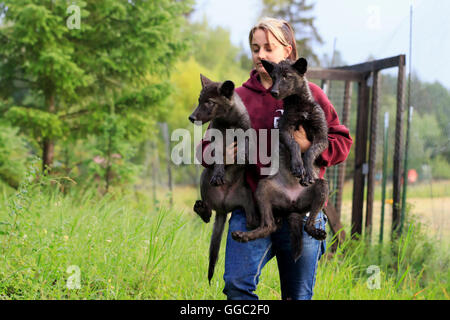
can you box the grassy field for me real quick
[0,178,449,300]
[338,179,450,242]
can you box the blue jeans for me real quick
[223,209,327,300]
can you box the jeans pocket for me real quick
[302,211,325,224]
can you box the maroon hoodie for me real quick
[197,69,353,194]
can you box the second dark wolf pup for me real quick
[189,74,257,282]
[231,58,329,261]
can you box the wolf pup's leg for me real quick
[208,212,227,283]
[301,147,320,186]
[287,212,304,262]
[301,106,328,186]
[244,202,259,230]
[279,121,305,179]
[301,137,327,186]
[210,163,226,186]
[231,191,277,242]
[194,200,212,223]
[282,130,305,178]
[303,179,328,240]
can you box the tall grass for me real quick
[0,177,448,299]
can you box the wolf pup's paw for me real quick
[291,163,305,179]
[193,200,211,223]
[305,226,327,240]
[246,216,259,230]
[210,173,226,186]
[231,231,250,243]
[300,171,315,186]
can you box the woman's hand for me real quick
[293,125,311,152]
[224,141,238,164]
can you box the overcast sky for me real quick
[191,0,450,90]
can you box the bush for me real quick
[0,121,30,188]
[430,156,450,179]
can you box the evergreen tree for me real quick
[0,0,192,172]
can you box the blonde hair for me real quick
[249,17,298,61]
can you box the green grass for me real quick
[0,179,449,300]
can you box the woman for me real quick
[199,17,352,300]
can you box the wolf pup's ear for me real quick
[219,80,235,99]
[200,74,213,88]
[293,58,308,75]
[261,60,275,74]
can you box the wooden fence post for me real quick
[335,80,352,218]
[366,71,380,239]
[351,74,370,237]
[392,55,406,236]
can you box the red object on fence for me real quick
[408,169,418,183]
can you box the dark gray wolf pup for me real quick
[231,58,329,261]
[189,74,257,282]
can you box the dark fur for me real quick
[189,74,257,283]
[231,58,329,261]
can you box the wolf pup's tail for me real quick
[208,212,227,284]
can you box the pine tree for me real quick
[0,0,192,172]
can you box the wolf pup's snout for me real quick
[188,115,196,123]
[270,89,279,98]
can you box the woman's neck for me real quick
[259,72,273,89]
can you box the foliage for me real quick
[429,156,450,180]
[410,77,450,162]
[87,113,142,193]
[187,18,250,82]
[377,73,450,179]
[0,0,192,170]
[0,121,30,189]
[5,106,66,140]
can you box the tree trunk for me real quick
[42,138,55,173]
[42,94,56,173]
[105,126,112,194]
